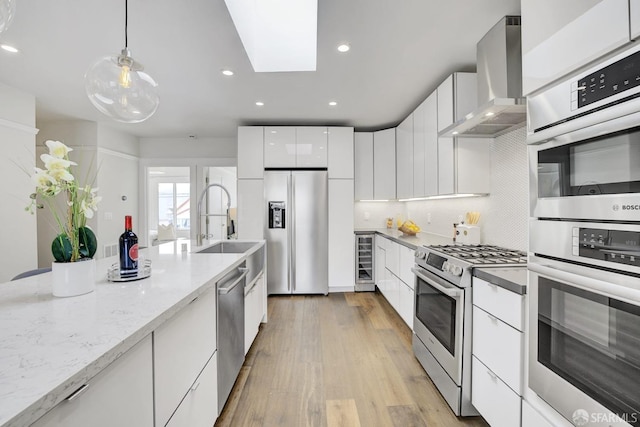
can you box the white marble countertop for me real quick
[354,228,454,249]
[0,240,264,427]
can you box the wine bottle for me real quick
[119,215,138,276]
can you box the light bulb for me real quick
[119,65,131,88]
[0,0,16,35]
[84,48,159,123]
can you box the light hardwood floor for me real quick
[215,292,489,427]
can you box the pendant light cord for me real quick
[124,0,128,48]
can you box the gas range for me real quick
[414,244,527,288]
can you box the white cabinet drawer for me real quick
[166,352,218,427]
[385,239,400,277]
[398,280,414,330]
[472,306,523,394]
[473,277,524,330]
[398,244,414,288]
[522,400,558,427]
[472,356,521,427]
[32,335,153,427]
[154,288,217,427]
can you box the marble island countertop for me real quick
[0,240,264,427]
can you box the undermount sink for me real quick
[196,241,259,254]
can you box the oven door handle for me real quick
[412,267,463,298]
[529,262,640,302]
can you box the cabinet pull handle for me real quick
[487,313,498,323]
[487,283,498,290]
[486,369,498,382]
[190,381,201,392]
[66,384,89,402]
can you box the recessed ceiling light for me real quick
[337,44,350,53]
[221,69,234,76]
[1,44,19,53]
[452,131,459,135]
[256,101,264,106]
[485,112,495,117]
[329,101,337,106]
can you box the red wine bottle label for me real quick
[129,244,139,261]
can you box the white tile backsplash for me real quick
[354,127,529,251]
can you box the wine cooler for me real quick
[355,233,375,292]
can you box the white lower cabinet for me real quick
[154,288,217,427]
[31,335,153,427]
[472,356,521,427]
[245,273,265,355]
[472,276,524,427]
[374,236,415,330]
[521,400,557,427]
[398,280,414,329]
[166,352,218,427]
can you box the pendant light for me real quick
[84,0,159,123]
[0,0,16,35]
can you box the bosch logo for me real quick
[622,205,640,210]
[613,204,619,211]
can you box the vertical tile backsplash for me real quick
[354,127,529,251]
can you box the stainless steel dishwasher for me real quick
[217,262,248,413]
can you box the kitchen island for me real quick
[0,240,264,427]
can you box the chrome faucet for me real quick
[196,183,231,246]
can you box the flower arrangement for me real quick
[27,140,101,262]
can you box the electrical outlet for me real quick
[104,211,113,220]
[364,212,370,221]
[427,213,432,224]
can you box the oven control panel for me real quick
[574,227,640,267]
[575,48,640,109]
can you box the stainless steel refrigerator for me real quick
[264,170,328,295]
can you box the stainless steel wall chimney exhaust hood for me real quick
[440,16,525,138]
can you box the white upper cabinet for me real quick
[438,137,490,196]
[436,73,477,132]
[396,114,414,199]
[412,100,426,198]
[354,132,374,200]
[237,126,264,179]
[422,92,439,197]
[327,126,354,179]
[522,0,632,96]
[264,127,297,167]
[373,128,396,200]
[264,127,328,168]
[296,126,328,168]
[438,137,455,195]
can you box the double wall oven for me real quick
[528,42,640,426]
[412,245,526,416]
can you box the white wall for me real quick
[354,127,529,251]
[0,83,38,282]
[139,137,236,160]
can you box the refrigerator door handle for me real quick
[287,173,292,292]
[291,174,296,291]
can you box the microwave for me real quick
[528,43,640,222]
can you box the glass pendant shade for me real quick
[0,0,16,35]
[84,48,159,123]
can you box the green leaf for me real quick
[79,226,97,258]
[51,234,72,262]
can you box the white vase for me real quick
[51,258,96,297]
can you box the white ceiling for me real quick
[0,0,521,139]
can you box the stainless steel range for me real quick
[412,244,527,416]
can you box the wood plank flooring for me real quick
[215,292,489,427]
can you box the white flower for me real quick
[40,153,76,171]
[47,166,75,183]
[81,199,94,219]
[45,140,73,159]
[31,168,60,196]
